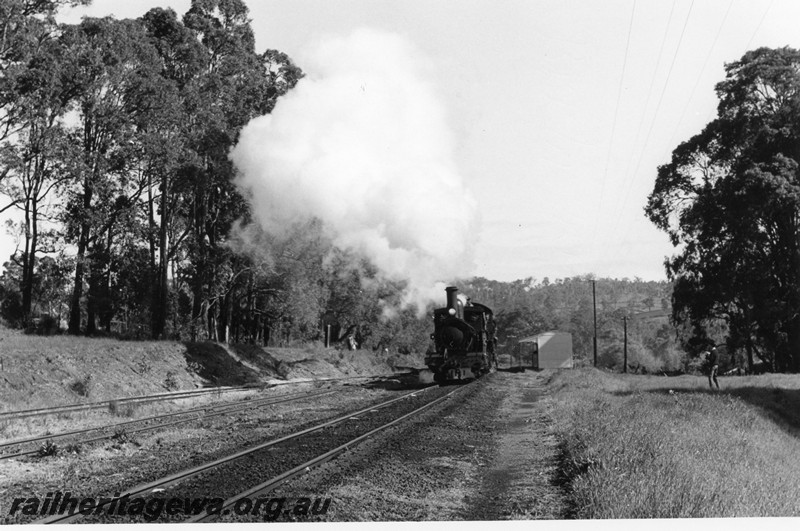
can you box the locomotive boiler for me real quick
[425,286,497,383]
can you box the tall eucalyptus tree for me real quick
[647,47,800,372]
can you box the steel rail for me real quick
[0,389,336,460]
[0,385,257,420]
[187,384,466,523]
[0,389,319,449]
[34,384,436,525]
[0,373,407,421]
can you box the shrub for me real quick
[63,443,82,455]
[69,374,93,397]
[658,345,685,372]
[25,315,61,336]
[0,287,22,328]
[135,356,152,375]
[107,400,135,417]
[111,428,129,444]
[37,440,58,457]
[164,371,179,391]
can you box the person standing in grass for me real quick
[706,346,720,390]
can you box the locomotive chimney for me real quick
[446,286,459,312]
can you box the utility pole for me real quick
[592,280,597,367]
[623,316,628,374]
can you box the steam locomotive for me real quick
[425,286,497,383]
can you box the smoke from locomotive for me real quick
[425,286,497,382]
[229,29,479,313]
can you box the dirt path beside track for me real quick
[466,370,567,519]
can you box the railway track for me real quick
[189,383,468,523]
[0,373,397,422]
[33,382,464,524]
[0,385,257,421]
[0,389,336,460]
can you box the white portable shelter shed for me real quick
[518,331,573,369]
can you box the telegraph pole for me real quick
[592,280,597,367]
[623,316,628,373]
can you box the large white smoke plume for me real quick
[230,28,478,309]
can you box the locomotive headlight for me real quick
[448,308,456,316]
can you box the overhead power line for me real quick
[616,0,775,260]
[625,0,679,176]
[663,0,734,160]
[593,0,638,245]
[743,0,774,51]
[602,0,696,267]
[592,0,677,274]
[591,0,639,278]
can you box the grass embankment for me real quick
[546,368,800,518]
[0,328,422,414]
[0,328,422,443]
[0,331,208,410]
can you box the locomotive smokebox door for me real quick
[446,368,463,380]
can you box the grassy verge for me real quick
[544,368,800,518]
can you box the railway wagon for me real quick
[424,286,497,382]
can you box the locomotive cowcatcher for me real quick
[425,286,497,383]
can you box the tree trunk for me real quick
[20,126,44,327]
[208,300,217,341]
[85,251,99,336]
[746,336,754,374]
[218,292,230,343]
[68,150,95,334]
[20,197,34,326]
[788,315,800,373]
[100,227,115,333]
[68,224,89,334]
[150,171,170,339]
[786,238,800,372]
[190,294,197,342]
[191,173,208,341]
[147,170,160,338]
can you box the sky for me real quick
[2,0,800,284]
